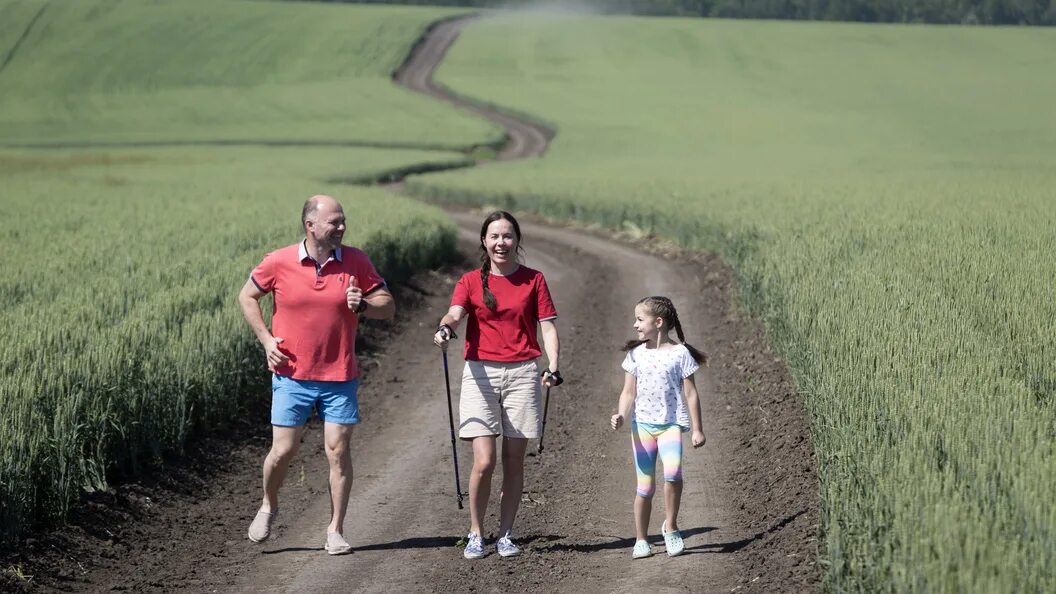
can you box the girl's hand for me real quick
[691,430,706,448]
[610,414,624,431]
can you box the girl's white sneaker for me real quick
[632,539,653,559]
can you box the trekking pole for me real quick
[537,386,551,454]
[441,350,465,509]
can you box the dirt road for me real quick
[2,14,818,594]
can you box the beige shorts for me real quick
[459,359,542,439]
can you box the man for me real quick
[238,194,395,555]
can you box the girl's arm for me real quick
[433,306,466,349]
[683,375,706,447]
[610,373,636,430]
[539,319,561,386]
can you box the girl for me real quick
[610,296,706,559]
[433,211,562,560]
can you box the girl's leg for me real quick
[634,494,653,542]
[657,425,685,531]
[469,436,497,536]
[498,436,528,535]
[631,423,660,541]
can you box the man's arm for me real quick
[360,286,395,320]
[238,278,288,368]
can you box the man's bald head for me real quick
[301,194,343,230]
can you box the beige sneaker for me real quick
[247,510,277,543]
[325,531,353,555]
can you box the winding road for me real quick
[228,14,818,594]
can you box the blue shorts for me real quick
[271,374,360,427]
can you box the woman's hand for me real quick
[541,369,563,388]
[610,413,624,431]
[433,324,455,350]
[691,430,706,448]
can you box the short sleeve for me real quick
[621,350,638,376]
[680,346,700,378]
[350,250,386,295]
[250,251,277,293]
[451,273,473,310]
[535,273,558,320]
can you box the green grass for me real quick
[0,0,499,147]
[0,0,496,544]
[410,15,1056,593]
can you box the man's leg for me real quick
[261,425,304,513]
[324,421,355,534]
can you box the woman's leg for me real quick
[498,437,528,535]
[468,435,497,536]
[658,425,685,531]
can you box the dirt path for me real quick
[393,15,554,160]
[227,210,771,594]
[2,14,819,594]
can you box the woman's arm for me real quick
[610,373,637,430]
[683,375,706,447]
[539,319,561,385]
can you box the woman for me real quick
[433,210,562,560]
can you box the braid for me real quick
[480,249,497,310]
[672,313,707,365]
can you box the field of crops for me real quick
[411,15,1056,592]
[0,0,491,543]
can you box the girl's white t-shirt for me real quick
[622,343,700,429]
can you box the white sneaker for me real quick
[632,539,653,559]
[463,532,485,559]
[496,531,521,558]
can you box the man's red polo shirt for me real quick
[251,242,385,381]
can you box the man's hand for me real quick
[345,276,362,311]
[265,336,289,369]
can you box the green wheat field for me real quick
[2,1,1054,592]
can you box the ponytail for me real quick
[622,339,647,352]
[672,314,707,365]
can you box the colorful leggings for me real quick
[631,421,684,497]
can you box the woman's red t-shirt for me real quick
[451,266,557,362]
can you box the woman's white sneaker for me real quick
[463,532,486,559]
[496,531,522,557]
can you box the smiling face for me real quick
[305,197,345,252]
[633,303,663,343]
[482,218,519,269]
